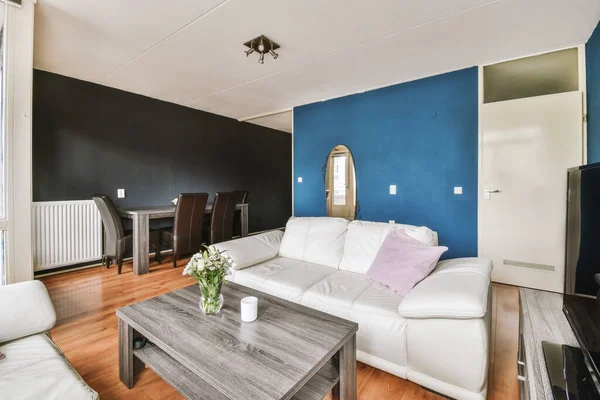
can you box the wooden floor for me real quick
[40,258,520,400]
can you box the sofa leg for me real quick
[172,255,177,269]
[419,386,450,399]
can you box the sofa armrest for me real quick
[398,258,493,319]
[0,280,57,343]
[214,230,284,270]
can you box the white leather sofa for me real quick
[217,217,493,400]
[0,280,98,400]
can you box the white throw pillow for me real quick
[339,220,438,274]
[279,217,350,269]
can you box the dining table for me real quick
[118,203,249,275]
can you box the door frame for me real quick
[477,44,588,266]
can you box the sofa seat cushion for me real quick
[300,270,408,371]
[234,262,408,372]
[302,270,373,309]
[0,334,98,400]
[279,217,350,269]
[233,257,337,303]
[353,284,406,318]
[301,270,405,319]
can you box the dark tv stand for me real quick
[541,341,600,399]
[519,288,581,399]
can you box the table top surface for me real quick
[116,282,357,400]
[118,203,247,216]
[119,205,176,215]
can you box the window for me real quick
[483,48,579,104]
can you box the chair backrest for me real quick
[210,192,238,244]
[92,195,125,257]
[231,191,248,238]
[233,190,249,204]
[173,193,209,256]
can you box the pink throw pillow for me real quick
[366,228,448,296]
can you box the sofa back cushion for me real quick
[279,217,350,268]
[339,220,438,274]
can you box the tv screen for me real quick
[564,162,600,376]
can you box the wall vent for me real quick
[503,259,555,272]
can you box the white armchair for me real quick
[0,281,98,400]
[0,281,57,343]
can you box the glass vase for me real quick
[198,281,224,315]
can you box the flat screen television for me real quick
[563,162,600,391]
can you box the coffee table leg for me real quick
[336,333,356,400]
[119,318,144,388]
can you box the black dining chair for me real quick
[161,193,209,268]
[232,190,249,238]
[206,192,238,245]
[92,195,163,274]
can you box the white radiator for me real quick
[32,200,102,271]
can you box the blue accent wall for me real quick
[587,22,600,163]
[293,67,479,259]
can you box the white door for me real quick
[480,91,583,293]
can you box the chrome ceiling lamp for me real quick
[244,35,280,64]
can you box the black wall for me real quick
[33,70,292,233]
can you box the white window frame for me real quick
[0,3,10,284]
[2,0,34,284]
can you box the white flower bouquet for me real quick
[183,245,235,314]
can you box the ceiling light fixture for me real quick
[243,35,280,64]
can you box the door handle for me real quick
[485,187,501,200]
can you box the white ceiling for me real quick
[244,111,293,133]
[34,0,600,133]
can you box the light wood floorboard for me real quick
[40,259,520,400]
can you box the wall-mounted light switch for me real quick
[117,189,126,198]
[297,177,303,183]
[389,185,396,195]
[454,187,463,195]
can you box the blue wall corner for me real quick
[587,22,600,163]
[293,67,479,259]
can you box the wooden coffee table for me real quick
[116,282,358,400]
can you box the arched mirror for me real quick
[325,145,356,220]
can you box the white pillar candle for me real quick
[241,296,258,322]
